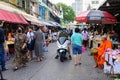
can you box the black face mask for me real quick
[18,29,22,33]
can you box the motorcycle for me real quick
[57,37,69,62]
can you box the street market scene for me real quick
[0,0,120,80]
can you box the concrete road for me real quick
[2,43,112,80]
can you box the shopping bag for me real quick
[82,46,86,53]
[42,45,48,52]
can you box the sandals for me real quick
[74,64,77,66]
[22,64,27,67]
[13,67,18,71]
[93,65,98,68]
[74,63,82,66]
[78,63,82,65]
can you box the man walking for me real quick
[0,21,8,71]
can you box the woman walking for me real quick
[71,28,83,66]
[13,26,29,70]
[34,27,45,62]
[27,27,34,60]
[81,28,89,47]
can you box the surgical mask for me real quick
[18,29,22,33]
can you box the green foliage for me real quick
[56,3,75,23]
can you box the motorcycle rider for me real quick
[55,28,72,60]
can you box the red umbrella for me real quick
[75,10,117,24]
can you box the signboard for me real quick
[88,16,102,20]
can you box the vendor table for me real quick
[105,52,120,74]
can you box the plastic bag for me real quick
[82,46,86,53]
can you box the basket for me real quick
[91,48,98,55]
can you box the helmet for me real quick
[61,28,66,32]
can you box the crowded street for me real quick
[3,43,112,80]
[0,0,120,80]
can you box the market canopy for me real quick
[75,10,117,24]
[0,2,41,25]
[40,21,53,26]
[23,14,42,26]
[0,9,28,24]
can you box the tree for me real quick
[56,3,75,23]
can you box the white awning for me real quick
[40,21,53,26]
[48,21,61,27]
[22,14,41,25]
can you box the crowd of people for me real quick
[0,20,50,71]
[1,19,119,74]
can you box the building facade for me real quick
[72,0,105,16]
[39,0,61,23]
[0,0,61,23]
[72,0,83,16]
[2,0,30,13]
[30,0,39,18]
[72,0,92,16]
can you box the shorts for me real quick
[72,44,82,55]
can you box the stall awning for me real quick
[0,1,41,25]
[23,14,41,25]
[0,9,28,24]
[40,21,53,26]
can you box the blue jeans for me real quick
[0,44,6,70]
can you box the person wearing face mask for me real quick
[13,25,29,71]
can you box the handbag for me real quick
[82,46,86,53]
[42,45,48,52]
[20,46,28,54]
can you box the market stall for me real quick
[104,48,120,77]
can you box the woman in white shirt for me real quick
[27,27,34,60]
[82,28,89,47]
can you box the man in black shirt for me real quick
[0,21,8,71]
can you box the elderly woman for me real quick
[93,35,112,69]
[13,25,29,71]
[34,26,45,62]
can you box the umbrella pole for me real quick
[101,25,105,35]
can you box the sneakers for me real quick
[69,55,72,60]
[2,68,8,71]
[55,55,59,59]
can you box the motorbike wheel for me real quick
[60,54,64,62]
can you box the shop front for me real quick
[90,0,120,78]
